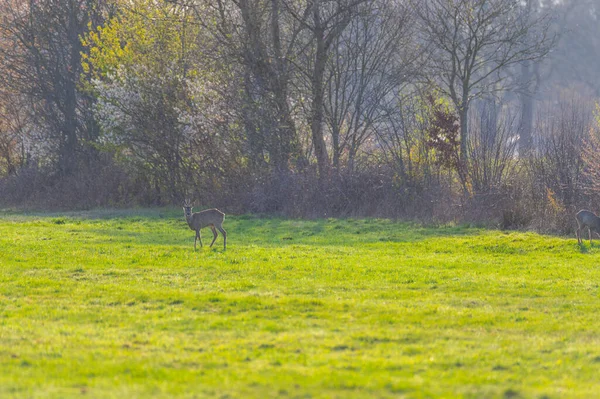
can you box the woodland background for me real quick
[1,0,600,233]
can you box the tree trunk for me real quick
[238,0,300,174]
[311,4,330,179]
[518,61,534,156]
[459,100,469,164]
[331,124,340,169]
[60,2,83,176]
[271,0,297,173]
[481,97,497,148]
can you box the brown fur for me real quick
[575,210,600,245]
[183,201,227,250]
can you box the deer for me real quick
[575,209,600,245]
[183,200,227,250]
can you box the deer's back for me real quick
[191,208,225,227]
[576,210,600,228]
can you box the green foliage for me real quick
[80,1,232,202]
[82,0,199,81]
[1,210,599,398]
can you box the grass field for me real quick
[0,209,599,398]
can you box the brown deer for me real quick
[575,210,600,245]
[183,200,227,250]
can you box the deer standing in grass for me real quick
[575,210,600,245]
[183,201,227,250]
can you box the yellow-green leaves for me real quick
[82,0,200,82]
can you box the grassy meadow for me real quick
[0,209,599,398]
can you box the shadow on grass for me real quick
[265,217,481,243]
[106,218,483,247]
[3,209,486,248]
[0,208,180,221]
[578,242,591,254]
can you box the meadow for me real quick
[0,209,599,398]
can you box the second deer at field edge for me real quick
[183,200,227,250]
[575,209,600,245]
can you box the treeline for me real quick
[1,0,600,232]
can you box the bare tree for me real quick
[189,0,304,174]
[412,0,553,162]
[582,105,600,199]
[0,0,105,176]
[529,96,592,210]
[467,103,519,194]
[284,0,368,178]
[515,0,578,156]
[0,91,31,176]
[324,0,418,172]
[547,0,600,98]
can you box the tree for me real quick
[324,0,418,172]
[0,0,105,176]
[278,0,368,178]
[530,97,592,210]
[546,0,600,98]
[413,0,552,162]
[190,0,303,174]
[85,0,208,202]
[582,105,600,198]
[515,0,576,156]
[195,0,370,178]
[0,91,30,176]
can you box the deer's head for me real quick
[183,200,194,219]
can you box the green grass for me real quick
[0,209,599,398]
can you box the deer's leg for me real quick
[217,225,227,250]
[576,227,581,244]
[197,229,203,247]
[589,227,592,245]
[209,226,218,248]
